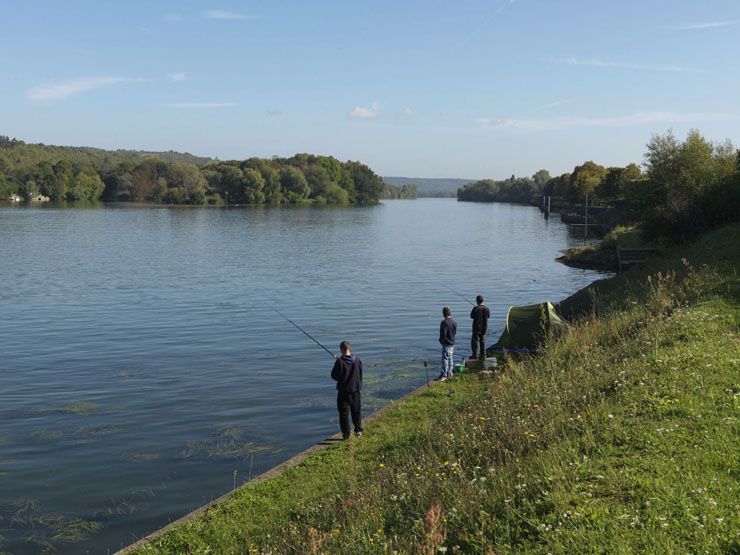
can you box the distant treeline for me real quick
[457,130,740,240]
[384,176,472,197]
[381,182,417,199]
[0,137,386,205]
[457,170,551,204]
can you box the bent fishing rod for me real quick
[271,308,337,358]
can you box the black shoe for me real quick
[342,434,350,440]
[355,431,363,437]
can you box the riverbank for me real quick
[128,223,739,553]
[556,225,656,272]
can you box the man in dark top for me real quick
[437,306,457,381]
[470,295,491,360]
[331,340,363,440]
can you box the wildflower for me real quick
[379,463,385,468]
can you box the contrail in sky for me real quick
[450,0,517,53]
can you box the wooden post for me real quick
[584,195,588,239]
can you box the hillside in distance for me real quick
[0,135,214,173]
[383,176,475,197]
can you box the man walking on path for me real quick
[331,340,364,440]
[470,295,491,360]
[437,306,457,381]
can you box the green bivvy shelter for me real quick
[487,301,566,353]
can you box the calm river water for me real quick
[0,199,604,553]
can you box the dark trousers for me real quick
[337,390,362,436]
[471,332,486,359]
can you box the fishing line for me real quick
[443,286,475,306]
[271,308,337,358]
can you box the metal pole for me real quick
[584,194,588,239]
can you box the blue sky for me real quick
[1,0,739,178]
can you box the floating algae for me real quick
[31,430,65,441]
[74,424,121,436]
[180,439,279,460]
[295,396,335,409]
[97,489,156,516]
[1,498,102,554]
[61,402,98,416]
[181,426,283,461]
[120,452,160,463]
[214,424,258,441]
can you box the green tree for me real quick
[532,169,551,188]
[170,163,207,203]
[569,161,607,202]
[643,129,736,238]
[344,161,384,205]
[68,169,104,200]
[241,167,266,204]
[304,165,332,200]
[597,163,642,203]
[280,166,310,203]
[243,158,281,204]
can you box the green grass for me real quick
[601,224,651,250]
[134,224,740,554]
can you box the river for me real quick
[0,199,604,553]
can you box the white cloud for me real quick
[169,102,236,109]
[168,72,189,82]
[539,98,575,110]
[402,106,414,116]
[348,102,381,119]
[206,10,249,20]
[28,76,141,101]
[557,57,705,74]
[666,20,737,30]
[478,111,733,131]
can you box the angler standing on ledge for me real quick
[437,306,457,382]
[470,295,491,360]
[331,340,364,440]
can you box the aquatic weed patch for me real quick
[120,452,161,463]
[0,499,103,554]
[61,402,98,416]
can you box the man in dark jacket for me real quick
[470,295,491,360]
[437,306,457,381]
[331,340,363,440]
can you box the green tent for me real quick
[487,301,566,353]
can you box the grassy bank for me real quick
[557,225,656,271]
[135,224,739,554]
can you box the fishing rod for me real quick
[444,286,475,306]
[271,308,337,358]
